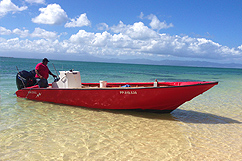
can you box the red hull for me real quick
[15,81,218,112]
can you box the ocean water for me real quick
[0,57,242,160]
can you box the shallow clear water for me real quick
[0,57,242,160]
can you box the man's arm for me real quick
[49,71,57,77]
[35,69,43,79]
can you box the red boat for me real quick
[15,70,218,112]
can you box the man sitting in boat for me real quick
[35,58,57,88]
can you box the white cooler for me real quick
[52,71,82,88]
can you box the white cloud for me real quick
[32,4,68,25]
[139,12,144,19]
[110,21,158,40]
[125,22,159,40]
[218,46,241,57]
[0,26,11,35]
[110,21,128,33]
[3,27,59,40]
[238,45,242,50]
[12,28,29,38]
[91,31,111,46]
[25,0,45,4]
[110,33,132,48]
[97,23,109,30]
[31,28,58,39]
[0,0,27,17]
[69,30,95,44]
[148,14,173,30]
[67,22,242,60]
[65,13,91,28]
[1,15,242,63]
[0,37,63,53]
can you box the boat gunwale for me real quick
[20,81,218,91]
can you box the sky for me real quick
[1,0,242,66]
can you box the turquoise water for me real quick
[1,57,242,160]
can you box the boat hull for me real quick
[15,81,218,112]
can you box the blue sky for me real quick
[1,0,242,66]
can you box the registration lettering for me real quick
[28,91,37,94]
[120,91,137,95]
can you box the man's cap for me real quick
[42,58,49,62]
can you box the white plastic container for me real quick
[100,81,107,88]
[154,82,158,87]
[52,71,82,88]
[154,79,158,87]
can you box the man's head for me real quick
[42,58,49,65]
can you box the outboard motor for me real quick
[16,70,36,90]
